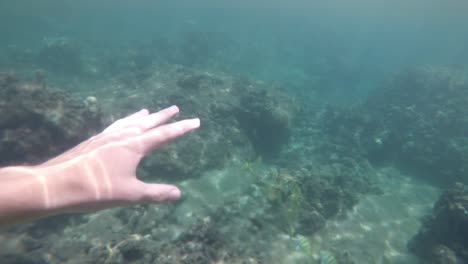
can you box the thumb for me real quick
[139,182,182,202]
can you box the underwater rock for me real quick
[119,239,146,261]
[140,133,223,181]
[0,72,103,166]
[235,87,297,159]
[50,240,91,262]
[154,217,227,263]
[176,72,206,90]
[322,66,468,185]
[296,210,326,236]
[0,254,48,264]
[271,100,380,236]
[83,96,100,119]
[430,245,458,264]
[408,182,468,263]
[153,215,263,264]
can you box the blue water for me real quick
[2,1,468,103]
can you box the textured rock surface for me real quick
[321,66,468,185]
[408,182,468,263]
[0,72,102,166]
[0,65,384,263]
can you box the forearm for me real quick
[0,165,91,227]
[0,107,197,228]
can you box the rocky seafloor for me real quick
[0,59,467,263]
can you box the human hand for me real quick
[35,105,200,212]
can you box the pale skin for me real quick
[0,105,200,227]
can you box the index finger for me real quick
[135,118,200,154]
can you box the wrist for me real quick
[0,165,63,225]
[35,163,96,214]
[0,162,102,227]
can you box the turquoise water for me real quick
[0,1,467,263]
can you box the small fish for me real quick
[319,250,337,264]
[292,235,312,257]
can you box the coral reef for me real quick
[408,182,468,263]
[0,64,386,263]
[0,72,102,166]
[321,66,468,185]
[236,85,296,159]
[0,203,265,264]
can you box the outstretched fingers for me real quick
[103,109,149,133]
[139,105,180,130]
[136,118,200,154]
[104,106,180,134]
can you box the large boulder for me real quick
[408,182,468,263]
[322,66,468,185]
[0,72,102,166]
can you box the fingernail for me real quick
[167,189,181,200]
[170,105,179,113]
[192,118,201,128]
